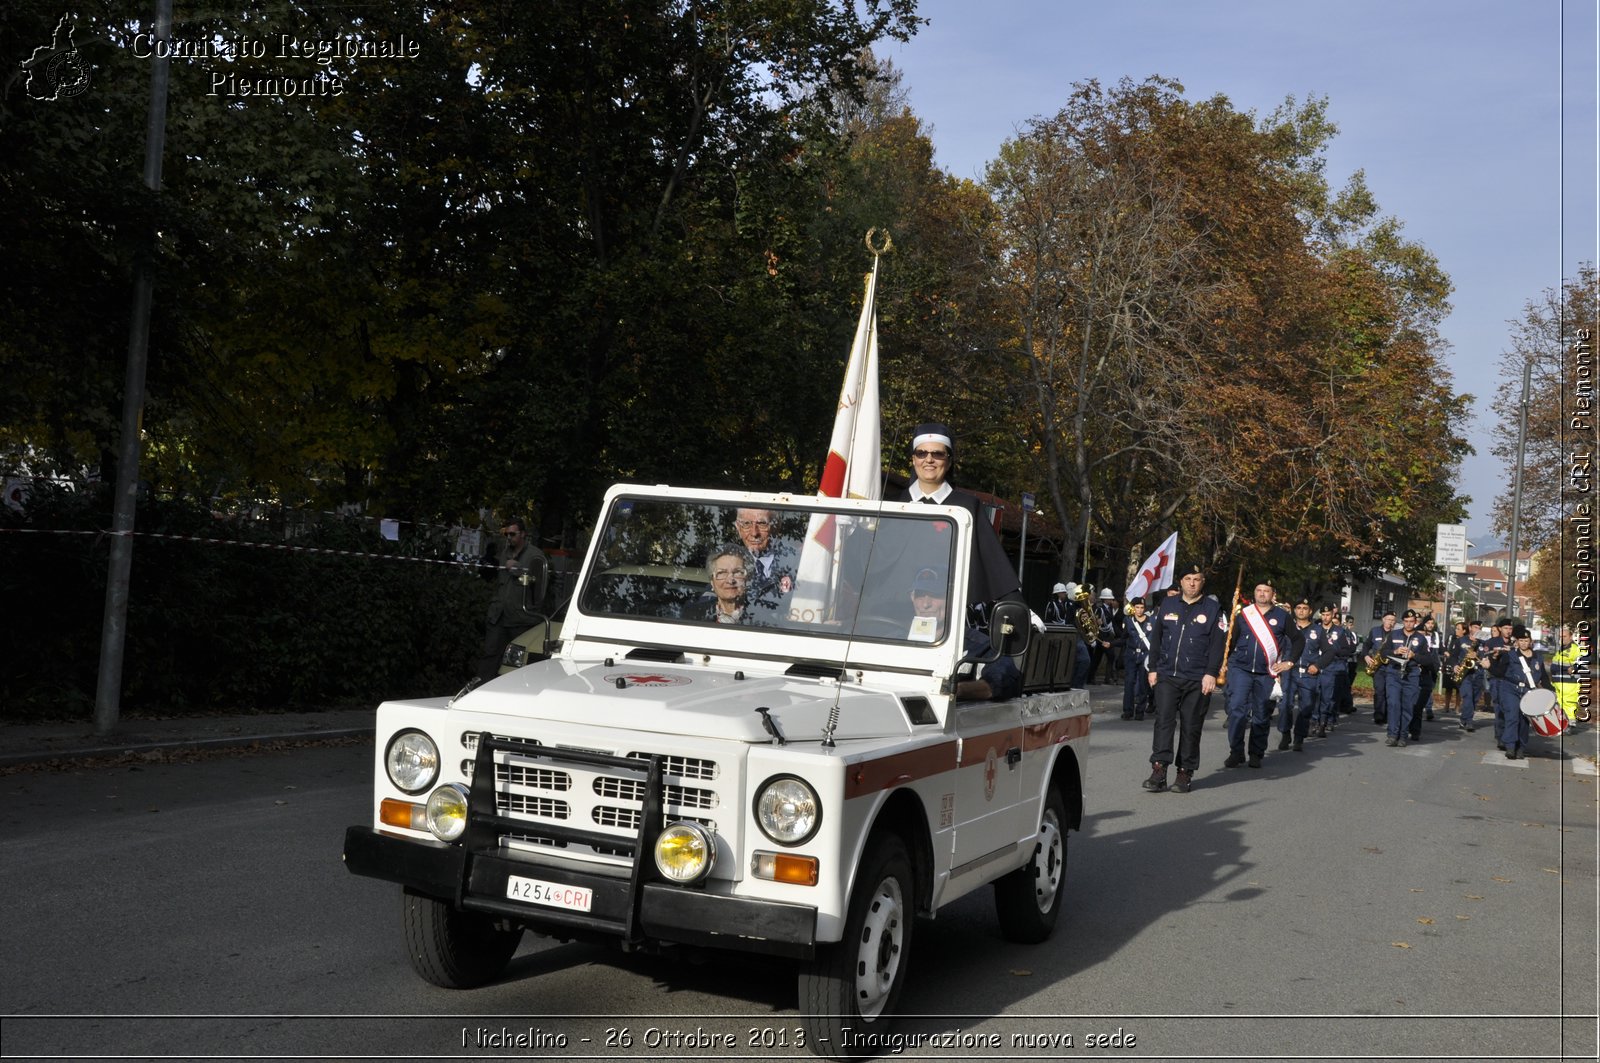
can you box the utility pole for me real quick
[94,0,172,735]
[1505,359,1532,621]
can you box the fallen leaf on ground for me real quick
[1465,895,1484,900]
[1456,915,1470,920]
[1491,876,1513,882]
[1417,918,1435,925]
[1010,969,1032,977]
[1392,942,1411,948]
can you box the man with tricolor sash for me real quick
[1222,581,1293,769]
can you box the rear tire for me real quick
[799,834,915,1059]
[401,888,522,988]
[993,786,1068,943]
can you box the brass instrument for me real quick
[1451,648,1479,683]
[1072,583,1098,633]
[1364,647,1389,677]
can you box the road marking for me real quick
[1481,751,1529,768]
[1572,757,1598,776]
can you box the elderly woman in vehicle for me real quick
[697,544,753,624]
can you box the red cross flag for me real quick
[1125,531,1179,601]
[790,256,883,620]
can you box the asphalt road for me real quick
[1,709,1595,1062]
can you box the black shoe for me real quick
[1247,754,1262,769]
[1142,764,1169,792]
[1277,733,1291,751]
[1134,714,1145,721]
[1397,738,1408,747]
[1425,713,1435,721]
[1497,741,1506,751]
[1385,736,1398,747]
[1224,750,1245,769]
[1121,713,1134,720]
[1172,769,1193,793]
[1505,746,1520,760]
[1292,739,1304,751]
[1463,724,1476,732]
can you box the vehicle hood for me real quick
[460,659,915,743]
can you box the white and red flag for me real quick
[1124,530,1178,601]
[790,259,883,619]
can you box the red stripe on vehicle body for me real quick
[841,712,1089,798]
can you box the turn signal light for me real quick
[752,851,819,886]
[380,798,426,831]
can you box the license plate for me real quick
[506,875,593,913]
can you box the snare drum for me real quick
[1520,688,1568,738]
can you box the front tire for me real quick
[799,834,915,1059]
[993,786,1068,943]
[401,888,522,988]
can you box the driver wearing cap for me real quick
[908,566,1021,701]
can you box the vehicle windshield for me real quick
[578,497,961,645]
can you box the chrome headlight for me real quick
[654,822,715,883]
[425,783,471,842]
[385,729,439,794]
[754,775,821,846]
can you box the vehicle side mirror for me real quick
[988,600,1031,658]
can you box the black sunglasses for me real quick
[912,449,950,461]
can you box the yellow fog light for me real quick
[654,822,715,883]
[424,783,471,842]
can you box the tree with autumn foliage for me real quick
[1490,265,1598,549]
[985,76,1469,590]
[1495,266,1597,628]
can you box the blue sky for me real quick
[887,0,1598,554]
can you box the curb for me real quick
[0,726,374,769]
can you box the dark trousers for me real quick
[1458,669,1484,725]
[478,622,527,683]
[1414,666,1438,723]
[1151,676,1207,773]
[1371,664,1388,723]
[1335,669,1354,714]
[1381,666,1419,739]
[1122,662,1151,718]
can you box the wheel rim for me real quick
[1031,811,1064,913]
[853,874,906,1020]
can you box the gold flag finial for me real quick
[865,228,893,256]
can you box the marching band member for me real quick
[1378,609,1436,747]
[1311,604,1356,737]
[1488,624,1553,759]
[1222,581,1293,769]
[1279,599,1332,750]
[1447,620,1483,731]
[1415,615,1442,726]
[1121,597,1156,721]
[1483,617,1517,750]
[1363,611,1397,726]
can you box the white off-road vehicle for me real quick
[344,485,1089,1059]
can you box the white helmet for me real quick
[1099,587,1115,600]
[1052,582,1068,595]
[1064,582,1081,598]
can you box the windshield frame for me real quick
[564,484,977,674]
